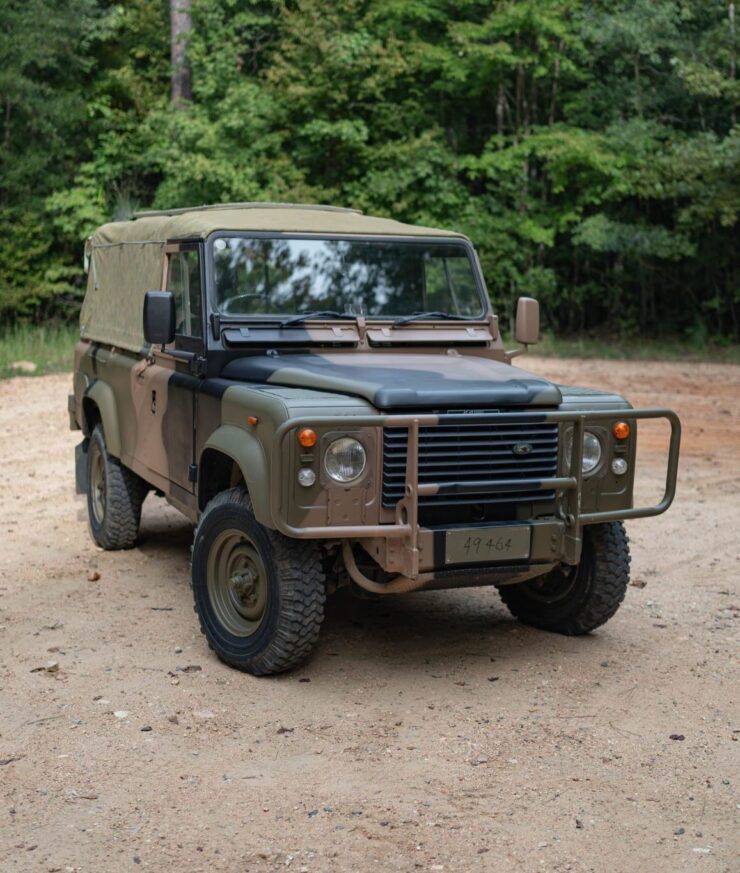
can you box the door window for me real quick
[167,249,203,338]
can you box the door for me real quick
[131,243,204,499]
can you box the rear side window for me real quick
[168,249,203,338]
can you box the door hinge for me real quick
[190,356,207,377]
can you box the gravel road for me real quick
[1,358,738,872]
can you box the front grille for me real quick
[382,414,559,508]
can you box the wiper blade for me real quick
[280,310,357,327]
[392,311,470,327]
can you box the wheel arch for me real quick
[199,426,271,526]
[83,380,122,457]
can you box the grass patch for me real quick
[536,333,740,364]
[0,324,79,378]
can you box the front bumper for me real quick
[270,408,681,577]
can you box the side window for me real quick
[167,249,203,338]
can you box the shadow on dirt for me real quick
[133,495,612,677]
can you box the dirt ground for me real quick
[1,357,738,873]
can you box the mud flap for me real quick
[75,439,89,495]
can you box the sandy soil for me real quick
[0,358,738,873]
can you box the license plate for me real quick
[445,525,531,565]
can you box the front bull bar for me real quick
[270,408,681,575]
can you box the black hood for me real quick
[221,351,561,409]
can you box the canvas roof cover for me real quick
[80,203,466,352]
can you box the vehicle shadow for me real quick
[135,498,611,677]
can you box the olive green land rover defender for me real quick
[69,203,681,675]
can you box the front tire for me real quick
[87,424,147,550]
[498,521,630,635]
[191,487,326,675]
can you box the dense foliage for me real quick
[1,0,738,339]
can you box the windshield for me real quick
[211,236,485,319]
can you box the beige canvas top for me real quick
[80,203,467,351]
[92,202,466,244]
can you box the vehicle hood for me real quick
[220,352,561,409]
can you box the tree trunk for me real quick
[730,3,736,127]
[170,0,192,106]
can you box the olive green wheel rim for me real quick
[521,563,581,605]
[90,445,106,525]
[206,529,269,637]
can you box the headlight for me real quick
[324,437,367,483]
[564,429,603,474]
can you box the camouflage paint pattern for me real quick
[70,204,680,590]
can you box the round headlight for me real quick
[565,429,603,475]
[324,437,367,483]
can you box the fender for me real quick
[85,380,122,458]
[201,424,271,526]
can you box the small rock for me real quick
[174,646,183,654]
[194,709,214,722]
[177,664,202,673]
[487,676,500,682]
[30,660,59,674]
[669,734,685,741]
[307,809,318,817]
[298,677,310,683]
[600,660,609,667]
[140,726,152,732]
[575,818,583,829]
[471,756,488,767]
[113,711,130,720]
[87,570,100,582]
[674,827,685,835]
[276,725,294,735]
[167,714,179,725]
[631,578,647,588]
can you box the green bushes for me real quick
[0,0,738,339]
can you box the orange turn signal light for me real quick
[613,421,631,440]
[298,427,318,448]
[247,415,259,426]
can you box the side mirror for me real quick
[515,296,540,346]
[143,291,176,346]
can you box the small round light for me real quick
[565,429,603,475]
[611,458,628,476]
[613,421,631,440]
[324,437,367,483]
[298,428,317,448]
[297,467,317,487]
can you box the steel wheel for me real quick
[518,563,580,605]
[206,529,269,637]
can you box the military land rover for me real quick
[69,203,681,675]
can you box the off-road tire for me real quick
[191,487,326,675]
[87,424,147,550]
[498,521,630,635]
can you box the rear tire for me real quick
[87,424,147,550]
[498,521,630,635]
[191,487,326,675]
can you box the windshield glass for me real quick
[211,236,485,319]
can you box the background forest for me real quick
[1,0,738,343]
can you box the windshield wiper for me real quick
[392,311,471,327]
[280,310,357,327]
